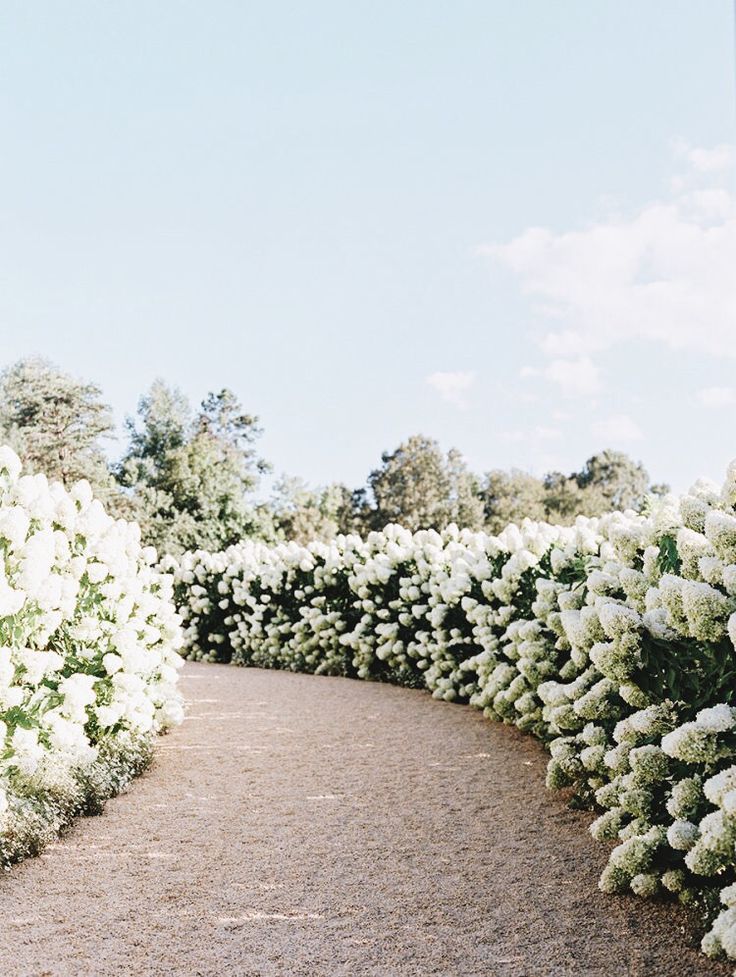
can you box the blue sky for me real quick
[1,1,734,494]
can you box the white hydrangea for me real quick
[0,446,184,860]
[169,455,736,967]
[667,819,699,851]
[696,704,736,734]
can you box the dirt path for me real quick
[0,662,729,977]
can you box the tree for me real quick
[543,470,589,523]
[543,452,662,522]
[118,381,272,555]
[271,477,359,543]
[445,448,485,529]
[480,469,547,533]
[364,435,483,532]
[480,450,664,533]
[122,380,190,472]
[0,357,119,502]
[367,435,449,532]
[574,450,655,512]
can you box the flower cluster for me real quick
[173,460,736,965]
[0,447,183,863]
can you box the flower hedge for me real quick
[0,447,183,864]
[173,460,736,965]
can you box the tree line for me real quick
[0,358,667,555]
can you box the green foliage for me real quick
[118,381,273,556]
[481,469,547,532]
[635,635,736,714]
[482,450,665,533]
[657,535,683,575]
[270,477,359,543]
[446,447,486,530]
[0,358,669,551]
[575,449,652,511]
[0,357,119,505]
[363,434,484,532]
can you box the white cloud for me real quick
[698,386,736,408]
[592,414,643,444]
[425,370,476,409]
[674,140,736,173]
[500,426,561,446]
[551,409,571,422]
[500,430,525,443]
[534,425,562,440]
[481,147,736,360]
[521,356,600,397]
[544,356,600,397]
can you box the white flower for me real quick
[0,446,22,479]
[667,820,699,851]
[597,602,641,639]
[696,704,736,733]
[11,727,45,776]
[95,704,123,728]
[705,511,736,562]
[0,577,25,617]
[0,506,30,550]
[102,653,124,675]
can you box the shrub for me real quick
[0,446,183,864]
[173,460,736,963]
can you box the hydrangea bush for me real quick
[0,447,183,863]
[172,459,736,965]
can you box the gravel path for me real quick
[0,662,730,977]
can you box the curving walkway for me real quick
[0,662,729,977]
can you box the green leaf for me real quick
[656,534,682,576]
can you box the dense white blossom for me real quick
[172,456,736,965]
[0,447,183,863]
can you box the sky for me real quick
[1,0,735,495]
